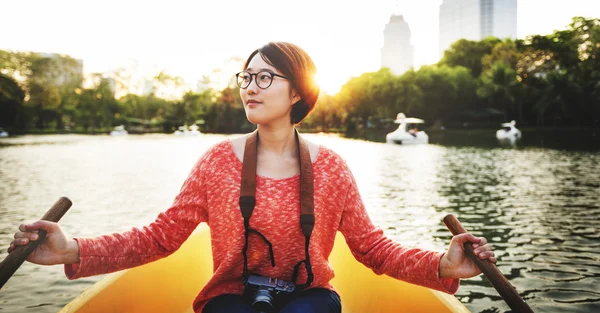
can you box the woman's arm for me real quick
[64,155,210,279]
[337,169,459,294]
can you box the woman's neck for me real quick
[256,125,297,157]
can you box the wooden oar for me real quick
[0,197,72,290]
[443,214,534,313]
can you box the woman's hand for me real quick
[439,233,496,279]
[7,220,80,265]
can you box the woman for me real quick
[9,42,496,313]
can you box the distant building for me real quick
[439,0,517,58]
[196,75,212,93]
[104,77,116,97]
[381,15,414,75]
[37,52,84,86]
[141,79,154,96]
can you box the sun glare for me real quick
[315,72,342,95]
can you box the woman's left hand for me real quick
[439,233,496,279]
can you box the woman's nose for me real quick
[245,77,259,94]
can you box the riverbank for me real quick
[344,127,600,151]
[2,126,599,151]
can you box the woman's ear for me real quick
[291,91,301,106]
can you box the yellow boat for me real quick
[59,225,470,313]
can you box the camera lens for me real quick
[252,289,274,312]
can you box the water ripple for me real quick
[0,134,599,313]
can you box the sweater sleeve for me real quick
[337,165,459,294]
[65,153,209,279]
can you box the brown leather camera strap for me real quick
[240,128,314,233]
[239,128,315,289]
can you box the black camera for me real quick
[244,274,295,312]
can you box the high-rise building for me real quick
[37,52,84,86]
[438,0,517,58]
[196,75,212,93]
[141,79,154,96]
[381,15,414,75]
[104,77,116,97]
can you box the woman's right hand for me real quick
[8,220,80,265]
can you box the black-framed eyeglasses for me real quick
[235,71,289,89]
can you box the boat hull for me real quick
[496,130,521,140]
[386,131,429,145]
[109,131,128,136]
[59,226,469,313]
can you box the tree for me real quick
[25,54,83,130]
[0,50,33,85]
[0,74,26,130]
[411,65,477,123]
[478,62,519,121]
[439,37,501,77]
[482,39,520,71]
[517,17,600,126]
[164,89,214,131]
[75,75,118,132]
[393,70,424,117]
[153,71,184,100]
[336,68,399,128]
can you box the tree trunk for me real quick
[517,99,524,124]
[35,105,44,129]
[56,104,64,132]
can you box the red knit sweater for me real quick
[65,139,459,312]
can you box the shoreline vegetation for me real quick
[1,17,599,137]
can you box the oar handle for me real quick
[0,197,72,290]
[443,214,534,313]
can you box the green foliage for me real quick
[202,86,251,133]
[0,74,26,130]
[439,37,501,77]
[478,62,519,120]
[483,39,520,71]
[515,16,600,125]
[74,75,119,132]
[411,65,478,122]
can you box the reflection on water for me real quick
[0,134,599,313]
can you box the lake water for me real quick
[0,133,599,313]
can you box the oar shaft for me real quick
[443,214,534,313]
[0,197,72,289]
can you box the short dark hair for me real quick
[243,42,320,125]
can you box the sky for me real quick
[1,0,599,95]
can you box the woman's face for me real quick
[240,53,299,126]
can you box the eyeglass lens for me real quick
[237,72,274,89]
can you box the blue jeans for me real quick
[202,288,342,313]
